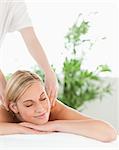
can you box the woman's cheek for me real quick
[21,108,33,117]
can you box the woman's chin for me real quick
[33,118,48,125]
[32,115,49,125]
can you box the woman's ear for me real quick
[9,102,19,114]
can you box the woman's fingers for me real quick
[20,122,46,132]
[20,122,55,132]
[20,124,51,134]
[19,125,40,134]
[23,128,40,134]
[20,122,39,130]
[23,128,51,134]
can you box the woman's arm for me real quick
[50,100,91,121]
[51,100,117,141]
[54,119,117,142]
[0,106,42,135]
[50,100,117,142]
[0,123,40,135]
[21,100,117,142]
[20,119,117,142]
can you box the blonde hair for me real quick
[5,70,43,108]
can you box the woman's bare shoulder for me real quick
[0,104,16,123]
[49,99,91,121]
[49,100,71,120]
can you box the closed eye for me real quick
[24,102,33,107]
[40,98,47,101]
[25,104,33,107]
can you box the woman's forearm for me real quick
[0,123,22,135]
[0,123,40,135]
[54,120,117,142]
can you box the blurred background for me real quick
[0,0,118,131]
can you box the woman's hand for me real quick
[19,121,57,132]
[16,124,50,134]
[0,123,47,135]
[45,69,58,107]
[18,125,41,134]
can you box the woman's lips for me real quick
[34,113,46,119]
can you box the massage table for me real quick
[0,132,118,150]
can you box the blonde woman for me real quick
[0,70,117,142]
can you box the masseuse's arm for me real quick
[20,27,58,106]
[50,100,117,142]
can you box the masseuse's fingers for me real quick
[48,86,58,107]
[53,90,57,106]
[0,95,9,111]
[45,69,58,107]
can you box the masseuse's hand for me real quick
[0,70,8,110]
[0,88,9,111]
[45,69,58,107]
[0,92,4,104]
[20,121,57,132]
[0,86,6,108]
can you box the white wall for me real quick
[117,79,119,132]
[81,77,119,132]
[0,0,118,77]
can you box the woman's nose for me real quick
[35,103,45,113]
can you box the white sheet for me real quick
[0,132,118,150]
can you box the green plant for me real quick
[58,14,112,109]
[32,65,45,82]
[5,73,12,80]
[32,65,62,86]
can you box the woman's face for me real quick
[14,81,51,125]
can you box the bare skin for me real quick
[20,27,58,105]
[0,81,117,142]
